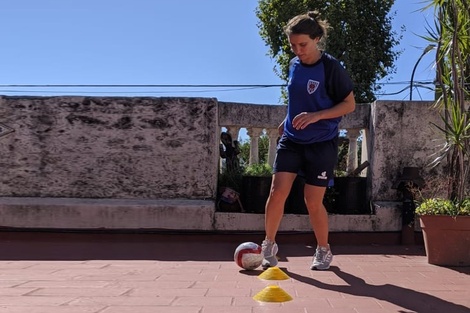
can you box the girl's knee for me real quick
[305,201,326,213]
[268,186,290,202]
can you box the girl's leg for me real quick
[304,183,333,270]
[264,172,297,241]
[304,184,329,246]
[262,171,296,269]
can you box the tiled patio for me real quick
[0,231,468,313]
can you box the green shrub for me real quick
[416,198,470,217]
[244,163,273,177]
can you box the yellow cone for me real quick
[258,266,290,280]
[253,285,293,302]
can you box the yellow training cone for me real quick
[258,266,290,280]
[253,285,293,302]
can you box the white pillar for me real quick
[265,128,279,167]
[360,129,369,177]
[246,127,263,165]
[346,128,361,174]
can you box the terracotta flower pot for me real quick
[419,215,470,266]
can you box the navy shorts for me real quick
[273,135,338,187]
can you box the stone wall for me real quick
[0,96,218,199]
[218,101,370,129]
[369,100,444,201]
[0,96,448,203]
[0,96,456,231]
[219,100,445,203]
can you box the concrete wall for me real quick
[219,100,443,202]
[218,101,370,129]
[0,96,219,200]
[369,100,443,201]
[218,102,286,128]
[0,97,444,203]
[0,96,452,231]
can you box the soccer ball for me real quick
[234,241,263,270]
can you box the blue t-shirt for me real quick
[284,52,354,144]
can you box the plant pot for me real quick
[240,176,272,213]
[285,176,308,214]
[419,215,470,266]
[331,177,368,214]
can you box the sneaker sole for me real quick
[262,256,278,269]
[311,264,330,270]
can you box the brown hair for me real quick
[284,11,329,49]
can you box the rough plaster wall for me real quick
[0,96,218,199]
[218,102,286,127]
[0,97,447,203]
[218,102,370,129]
[369,100,443,201]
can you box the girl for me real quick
[261,11,355,270]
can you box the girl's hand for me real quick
[292,112,321,130]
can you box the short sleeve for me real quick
[322,53,354,104]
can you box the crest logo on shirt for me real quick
[307,79,320,94]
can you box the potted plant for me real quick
[240,163,308,214]
[414,0,470,266]
[240,163,273,213]
[415,198,470,266]
[328,165,369,215]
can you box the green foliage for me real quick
[219,133,271,190]
[238,133,269,166]
[423,0,470,203]
[244,163,273,177]
[337,137,348,173]
[239,131,350,176]
[256,0,402,103]
[218,167,243,192]
[416,198,470,216]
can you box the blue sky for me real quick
[0,0,436,104]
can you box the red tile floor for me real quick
[0,231,468,313]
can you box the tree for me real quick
[255,0,402,103]
[423,0,470,203]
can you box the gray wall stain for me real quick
[0,96,218,200]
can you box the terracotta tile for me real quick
[100,307,202,313]
[68,296,175,306]
[0,233,468,313]
[29,287,130,297]
[172,295,233,306]
[0,307,104,313]
[130,287,208,297]
[0,296,74,305]
[0,288,38,296]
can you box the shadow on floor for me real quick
[284,266,470,313]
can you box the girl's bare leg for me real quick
[264,172,297,241]
[304,184,329,246]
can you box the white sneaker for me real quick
[261,239,278,269]
[311,245,333,270]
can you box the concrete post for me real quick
[246,127,263,165]
[346,128,361,173]
[265,128,279,167]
